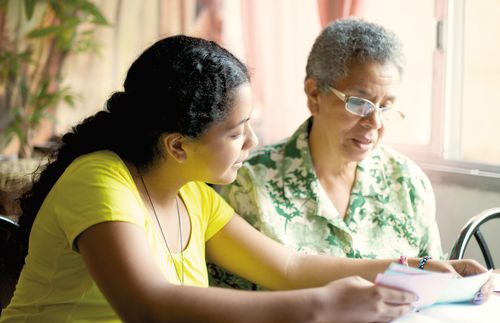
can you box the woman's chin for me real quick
[347,142,378,161]
[211,171,239,186]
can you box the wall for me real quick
[428,171,500,266]
[55,0,205,135]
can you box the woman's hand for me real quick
[446,259,488,276]
[408,257,457,274]
[317,276,417,323]
[408,257,487,276]
[412,258,493,305]
[447,259,493,305]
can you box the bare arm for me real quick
[77,221,317,322]
[78,220,416,323]
[206,214,488,290]
[206,214,407,289]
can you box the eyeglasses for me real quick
[329,87,405,123]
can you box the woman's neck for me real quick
[308,128,357,180]
[308,127,357,218]
[127,161,184,208]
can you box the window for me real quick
[363,0,500,173]
[361,1,435,150]
[454,0,500,165]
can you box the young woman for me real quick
[1,35,491,323]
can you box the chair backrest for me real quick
[0,214,21,313]
[449,207,500,269]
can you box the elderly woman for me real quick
[211,18,442,288]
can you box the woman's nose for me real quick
[244,124,259,149]
[360,108,383,129]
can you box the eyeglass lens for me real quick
[346,97,373,116]
[346,98,401,122]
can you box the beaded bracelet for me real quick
[418,256,432,270]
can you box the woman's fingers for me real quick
[324,277,417,322]
[377,303,415,322]
[473,276,495,305]
[481,276,495,294]
[448,259,487,276]
[376,285,418,305]
[372,286,417,321]
[445,259,494,305]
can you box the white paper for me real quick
[494,273,500,293]
[375,263,493,309]
[437,270,492,303]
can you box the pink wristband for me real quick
[399,255,408,266]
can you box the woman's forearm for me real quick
[280,254,396,289]
[281,253,468,291]
[133,277,416,323]
[137,284,321,323]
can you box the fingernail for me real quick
[472,292,484,305]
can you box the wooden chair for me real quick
[449,207,500,269]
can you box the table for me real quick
[393,294,500,323]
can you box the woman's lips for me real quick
[233,155,247,168]
[352,137,373,150]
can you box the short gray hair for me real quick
[305,18,405,92]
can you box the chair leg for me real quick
[474,229,495,269]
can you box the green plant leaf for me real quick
[1,0,109,157]
[48,0,63,17]
[80,0,109,25]
[53,18,80,50]
[20,81,29,99]
[28,25,61,38]
[63,94,75,107]
[24,0,35,20]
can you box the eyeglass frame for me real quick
[328,87,405,121]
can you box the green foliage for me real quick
[0,0,108,157]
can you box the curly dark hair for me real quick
[16,35,249,272]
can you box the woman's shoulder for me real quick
[246,140,287,163]
[56,150,133,191]
[375,145,417,165]
[246,120,311,169]
[373,145,428,178]
[70,150,124,168]
[66,150,126,175]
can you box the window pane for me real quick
[462,0,500,164]
[362,1,435,146]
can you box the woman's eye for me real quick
[230,126,245,139]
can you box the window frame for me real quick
[388,0,500,190]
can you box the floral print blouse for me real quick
[209,118,443,289]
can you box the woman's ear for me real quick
[163,133,187,162]
[304,79,321,115]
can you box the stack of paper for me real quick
[375,263,492,309]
